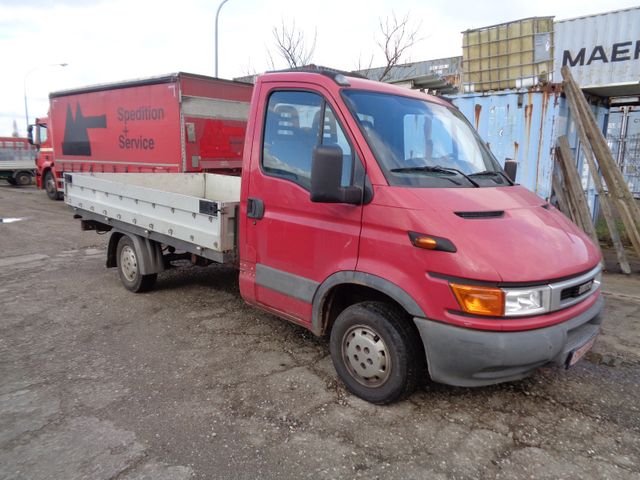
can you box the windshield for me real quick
[342,90,508,188]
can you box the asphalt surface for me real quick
[1,183,640,480]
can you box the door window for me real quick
[262,91,358,190]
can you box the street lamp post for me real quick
[23,63,68,135]
[214,0,230,78]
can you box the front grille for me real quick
[548,266,600,312]
[560,280,593,301]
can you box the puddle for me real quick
[0,217,29,224]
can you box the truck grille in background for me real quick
[455,210,504,219]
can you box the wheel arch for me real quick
[107,231,164,275]
[106,232,125,268]
[311,271,426,336]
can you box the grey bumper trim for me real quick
[414,295,604,387]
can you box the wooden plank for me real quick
[556,136,601,255]
[617,199,640,260]
[562,66,640,233]
[551,168,573,221]
[562,81,631,273]
[555,148,586,230]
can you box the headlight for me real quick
[503,287,550,316]
[450,284,551,317]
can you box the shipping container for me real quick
[462,17,554,93]
[606,105,640,196]
[449,88,609,213]
[554,7,640,96]
[450,89,562,198]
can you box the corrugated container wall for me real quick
[451,90,562,199]
[462,17,554,93]
[554,7,640,93]
[450,90,608,214]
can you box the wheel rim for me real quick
[120,245,138,282]
[341,324,391,387]
[17,175,30,186]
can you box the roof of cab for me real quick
[258,66,450,108]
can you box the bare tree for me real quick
[375,12,422,82]
[271,19,317,69]
[354,53,374,73]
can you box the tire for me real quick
[44,171,62,200]
[15,171,32,186]
[329,301,426,404]
[7,178,17,185]
[116,235,157,293]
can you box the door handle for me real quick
[247,197,265,219]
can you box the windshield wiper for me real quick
[468,170,514,185]
[389,166,463,185]
[391,165,480,187]
[390,165,479,187]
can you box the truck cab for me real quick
[238,69,602,402]
[28,116,61,199]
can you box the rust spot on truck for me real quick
[474,104,482,129]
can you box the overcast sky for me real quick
[1,0,637,136]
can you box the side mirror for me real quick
[27,125,34,145]
[504,158,518,182]
[310,145,361,204]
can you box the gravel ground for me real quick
[1,183,639,480]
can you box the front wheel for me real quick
[44,171,62,200]
[329,301,426,404]
[116,235,157,293]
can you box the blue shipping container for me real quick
[449,89,608,217]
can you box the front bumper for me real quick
[414,294,604,387]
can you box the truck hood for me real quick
[382,186,601,283]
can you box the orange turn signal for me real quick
[450,283,505,317]
[408,232,457,253]
[414,236,438,250]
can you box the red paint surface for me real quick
[239,72,601,333]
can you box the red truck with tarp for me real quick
[29,72,253,199]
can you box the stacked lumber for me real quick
[553,66,640,274]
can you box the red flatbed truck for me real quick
[66,68,603,404]
[29,72,253,200]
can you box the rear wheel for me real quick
[116,235,157,293]
[330,301,425,404]
[44,171,62,200]
[7,177,17,185]
[15,171,32,186]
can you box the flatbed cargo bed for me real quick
[0,159,35,171]
[65,173,240,263]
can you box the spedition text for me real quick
[119,135,155,150]
[117,106,165,123]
